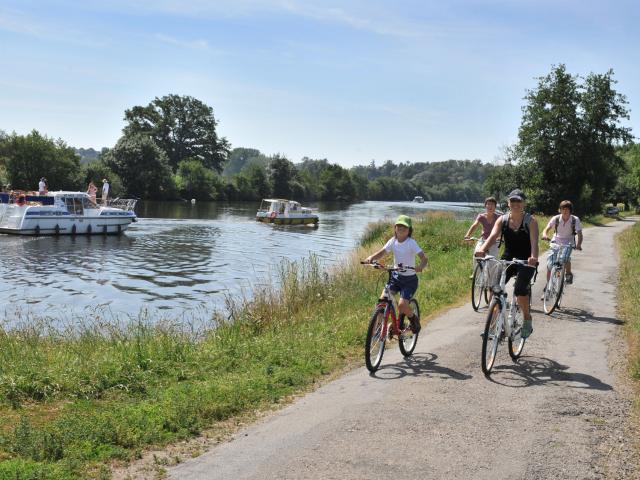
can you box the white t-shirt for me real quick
[548,214,582,245]
[383,236,423,276]
[102,182,109,197]
[38,180,45,192]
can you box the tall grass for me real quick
[0,212,498,478]
[617,222,640,381]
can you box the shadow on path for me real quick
[488,355,612,390]
[543,306,623,326]
[371,352,473,381]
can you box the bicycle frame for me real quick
[376,273,402,339]
[486,257,536,338]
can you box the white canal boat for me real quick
[255,199,319,226]
[0,191,137,235]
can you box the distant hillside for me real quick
[75,147,103,164]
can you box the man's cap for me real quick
[508,189,526,201]
[395,214,412,228]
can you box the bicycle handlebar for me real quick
[542,238,582,250]
[478,256,538,269]
[360,260,416,272]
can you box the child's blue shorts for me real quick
[389,272,419,300]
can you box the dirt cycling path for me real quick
[169,217,639,480]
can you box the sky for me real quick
[0,0,638,168]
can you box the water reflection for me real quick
[0,200,479,321]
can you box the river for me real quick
[0,200,479,323]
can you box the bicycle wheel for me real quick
[399,299,420,356]
[471,262,484,311]
[481,299,503,376]
[508,301,526,360]
[543,265,565,315]
[365,309,387,372]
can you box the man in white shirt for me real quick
[102,179,110,205]
[38,178,46,195]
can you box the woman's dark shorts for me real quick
[505,264,536,296]
[389,272,419,300]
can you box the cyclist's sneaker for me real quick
[540,286,546,301]
[565,273,573,284]
[521,317,533,338]
[409,314,421,334]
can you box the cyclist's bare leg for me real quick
[565,260,572,276]
[398,297,413,317]
[517,295,532,320]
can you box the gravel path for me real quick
[168,217,639,480]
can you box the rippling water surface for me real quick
[0,200,478,321]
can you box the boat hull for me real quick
[256,215,319,225]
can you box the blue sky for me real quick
[0,0,638,167]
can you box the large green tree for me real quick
[516,65,632,214]
[0,130,80,190]
[176,158,223,200]
[103,134,175,199]
[269,155,294,198]
[123,94,230,173]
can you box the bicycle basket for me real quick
[483,259,504,289]
[550,244,572,266]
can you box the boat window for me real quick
[82,196,94,209]
[64,197,75,213]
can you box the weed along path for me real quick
[168,218,638,480]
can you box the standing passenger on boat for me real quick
[102,179,110,205]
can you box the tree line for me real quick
[0,65,638,213]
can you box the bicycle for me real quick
[360,261,421,373]
[466,236,491,311]
[542,242,577,315]
[480,257,538,376]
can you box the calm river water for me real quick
[0,200,479,322]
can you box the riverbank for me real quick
[0,211,626,478]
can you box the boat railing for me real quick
[107,198,138,211]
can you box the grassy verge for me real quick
[0,212,474,478]
[617,221,640,384]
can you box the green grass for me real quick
[0,212,475,478]
[617,221,640,381]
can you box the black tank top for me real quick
[502,214,531,261]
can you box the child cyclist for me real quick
[364,215,428,334]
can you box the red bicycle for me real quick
[361,261,420,372]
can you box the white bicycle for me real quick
[480,257,538,376]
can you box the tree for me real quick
[516,65,632,214]
[103,134,176,199]
[0,130,81,190]
[123,94,230,173]
[269,155,294,198]
[175,158,223,200]
[223,148,269,177]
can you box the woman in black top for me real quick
[476,189,539,338]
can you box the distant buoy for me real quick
[191,198,196,204]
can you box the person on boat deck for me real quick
[38,177,46,195]
[102,179,110,205]
[87,181,98,205]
